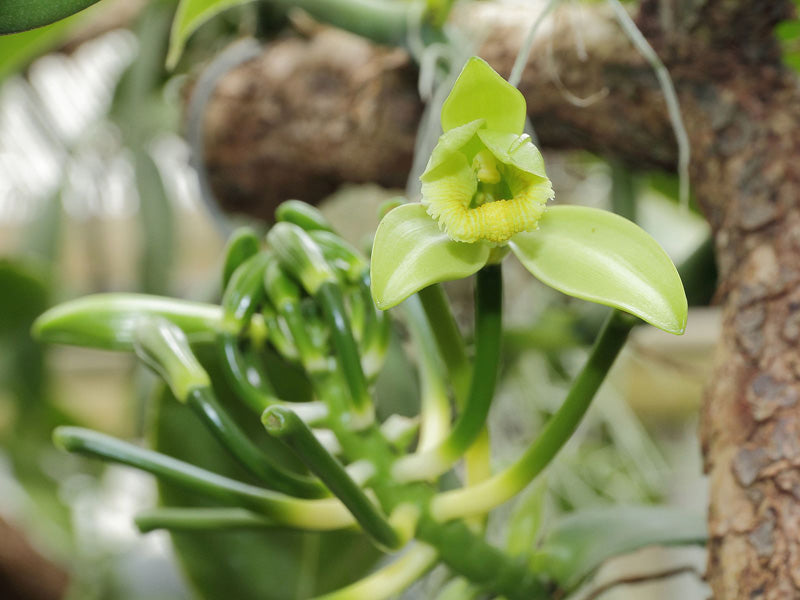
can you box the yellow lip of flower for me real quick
[420,127,554,245]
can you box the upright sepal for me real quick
[510,206,687,334]
[370,204,490,310]
[441,57,526,134]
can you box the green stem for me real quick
[280,301,329,375]
[430,310,635,520]
[187,387,326,498]
[316,282,374,427]
[218,332,279,413]
[394,265,502,481]
[135,507,273,533]
[263,406,400,550]
[415,516,552,600]
[220,253,270,332]
[221,226,261,290]
[217,333,329,424]
[54,427,354,530]
[402,295,451,451]
[417,284,471,402]
[311,543,438,600]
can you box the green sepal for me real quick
[531,505,707,590]
[421,119,484,181]
[32,294,239,350]
[370,204,490,310]
[476,130,547,178]
[509,206,688,334]
[440,57,526,134]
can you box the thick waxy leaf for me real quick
[370,204,490,309]
[440,57,526,134]
[510,206,687,334]
[168,0,253,68]
[0,0,101,34]
[531,505,707,590]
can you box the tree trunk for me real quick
[198,1,800,595]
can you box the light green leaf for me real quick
[370,204,490,309]
[167,0,254,69]
[510,206,687,334]
[440,57,526,134]
[531,505,707,590]
[0,0,101,34]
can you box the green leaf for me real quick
[509,206,687,334]
[370,204,490,310]
[440,57,526,134]
[531,505,707,590]
[167,0,254,68]
[0,0,102,34]
[0,17,76,81]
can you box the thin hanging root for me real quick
[508,0,560,88]
[608,0,690,211]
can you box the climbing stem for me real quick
[415,516,552,600]
[54,427,354,530]
[394,265,502,481]
[430,309,635,520]
[135,507,273,533]
[417,283,471,402]
[402,295,451,451]
[316,281,375,427]
[264,406,400,550]
[187,387,326,498]
[311,543,439,600]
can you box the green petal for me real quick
[440,57,526,134]
[476,130,547,178]
[421,119,484,181]
[370,204,490,309]
[510,206,688,334]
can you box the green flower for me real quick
[420,58,553,244]
[371,57,688,335]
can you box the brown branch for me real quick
[0,518,68,600]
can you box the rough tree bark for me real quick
[199,1,800,596]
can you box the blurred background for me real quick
[0,1,718,598]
